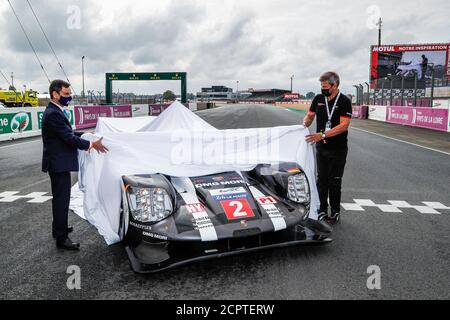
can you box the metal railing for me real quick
[354,65,449,106]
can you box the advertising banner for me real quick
[0,105,136,141]
[37,109,74,129]
[74,106,112,129]
[283,93,300,100]
[148,104,172,116]
[112,105,132,118]
[352,106,368,119]
[73,105,131,129]
[386,106,448,132]
[370,43,450,89]
[0,111,32,134]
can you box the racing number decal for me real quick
[221,199,255,220]
[256,196,277,205]
[230,201,245,217]
[185,203,205,214]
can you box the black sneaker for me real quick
[318,211,328,221]
[325,212,340,225]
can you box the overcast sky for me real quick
[0,0,449,96]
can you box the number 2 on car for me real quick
[220,199,255,220]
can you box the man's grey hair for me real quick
[319,71,340,86]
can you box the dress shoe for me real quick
[52,226,74,239]
[56,237,80,251]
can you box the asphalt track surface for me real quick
[0,116,449,300]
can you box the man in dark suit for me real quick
[42,79,108,250]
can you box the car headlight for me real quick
[127,187,173,223]
[287,173,310,203]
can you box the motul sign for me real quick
[372,44,449,52]
[372,46,395,52]
[283,93,300,99]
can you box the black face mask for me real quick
[59,95,72,106]
[321,88,332,97]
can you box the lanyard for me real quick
[324,92,341,121]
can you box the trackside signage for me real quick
[38,110,75,129]
[386,106,449,132]
[0,104,146,141]
[0,111,32,134]
[74,105,132,129]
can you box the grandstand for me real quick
[243,89,292,103]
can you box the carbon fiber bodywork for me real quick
[119,162,332,273]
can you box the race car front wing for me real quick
[125,219,332,273]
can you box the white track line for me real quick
[0,139,41,149]
[350,127,450,156]
[20,177,50,191]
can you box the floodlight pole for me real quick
[365,82,370,105]
[377,17,382,46]
[388,74,393,106]
[413,70,418,107]
[290,75,294,93]
[400,74,405,107]
[430,65,435,108]
[81,56,86,102]
[353,85,359,105]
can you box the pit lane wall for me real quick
[0,104,137,142]
[366,103,450,133]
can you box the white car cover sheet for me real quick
[70,101,320,245]
[397,63,423,79]
[95,116,157,133]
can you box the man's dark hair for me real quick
[49,79,71,99]
[319,71,340,87]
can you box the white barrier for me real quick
[433,99,450,109]
[0,104,152,142]
[0,106,77,142]
[367,105,387,122]
[188,102,197,111]
[131,104,149,117]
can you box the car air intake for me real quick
[233,228,261,238]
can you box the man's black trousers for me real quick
[316,145,348,214]
[49,171,71,242]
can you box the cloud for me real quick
[0,0,448,95]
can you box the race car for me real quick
[119,161,332,273]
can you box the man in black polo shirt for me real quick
[303,72,352,224]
